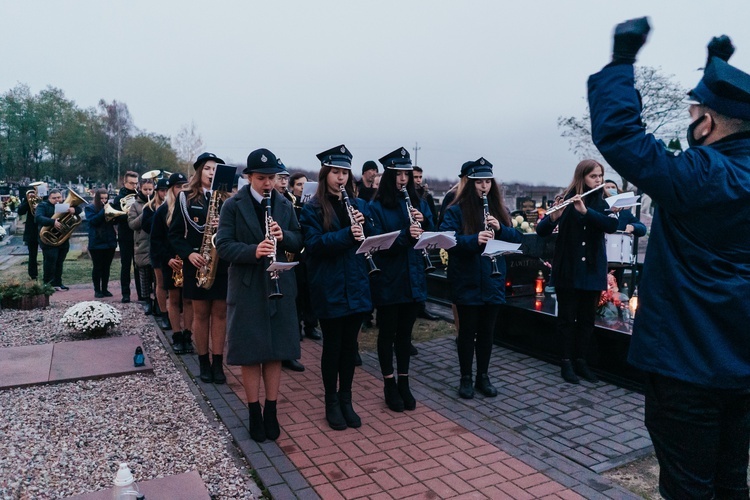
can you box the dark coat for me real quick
[17,196,38,244]
[536,195,617,291]
[215,187,303,366]
[614,208,646,236]
[440,205,522,305]
[589,63,750,389]
[368,198,433,306]
[85,204,117,250]
[299,195,373,319]
[35,200,82,248]
[111,187,136,244]
[168,191,228,275]
[149,203,173,270]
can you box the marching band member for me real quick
[215,148,303,443]
[168,152,229,384]
[603,179,647,289]
[111,171,140,303]
[368,147,433,412]
[536,159,617,384]
[299,145,373,430]
[85,188,117,298]
[142,177,170,328]
[151,173,193,353]
[128,178,155,315]
[440,158,521,399]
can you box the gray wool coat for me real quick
[215,187,303,366]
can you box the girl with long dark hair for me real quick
[440,158,521,399]
[369,147,433,412]
[537,159,618,384]
[85,188,117,298]
[299,145,373,430]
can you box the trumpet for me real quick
[401,187,435,272]
[264,190,283,299]
[340,185,380,276]
[545,183,606,215]
[482,193,502,277]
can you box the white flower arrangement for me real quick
[512,216,535,234]
[60,301,122,334]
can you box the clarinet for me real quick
[483,193,502,277]
[340,185,380,276]
[264,190,283,299]
[401,187,436,272]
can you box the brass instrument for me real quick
[340,185,380,276]
[401,187,435,272]
[25,181,45,217]
[173,255,184,288]
[545,183,606,215]
[119,193,136,212]
[39,189,86,246]
[104,203,127,222]
[264,190,283,299]
[142,169,173,181]
[196,191,221,289]
[482,193,502,277]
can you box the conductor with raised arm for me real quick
[588,18,750,499]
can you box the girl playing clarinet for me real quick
[369,147,433,412]
[440,158,521,399]
[299,145,373,431]
[537,159,618,384]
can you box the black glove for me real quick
[612,17,651,64]
[706,35,734,67]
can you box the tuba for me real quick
[142,169,172,181]
[25,181,45,217]
[39,189,86,246]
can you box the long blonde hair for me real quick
[166,186,181,226]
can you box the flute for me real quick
[545,183,605,215]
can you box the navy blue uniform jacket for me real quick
[589,63,750,389]
[35,200,82,247]
[536,195,618,290]
[615,208,646,236]
[149,203,174,270]
[85,204,117,250]
[440,205,522,305]
[368,198,433,306]
[300,196,373,319]
[17,197,38,244]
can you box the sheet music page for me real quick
[356,230,400,255]
[482,239,522,257]
[414,231,457,250]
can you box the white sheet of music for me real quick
[54,203,70,214]
[267,261,298,273]
[414,231,456,251]
[482,239,522,257]
[606,192,641,209]
[301,182,318,204]
[356,230,400,255]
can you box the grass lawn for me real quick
[358,312,456,352]
[3,243,122,286]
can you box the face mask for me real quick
[606,189,618,196]
[687,115,710,147]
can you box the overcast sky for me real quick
[3,1,750,186]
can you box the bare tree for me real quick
[98,99,133,181]
[172,121,204,173]
[558,66,689,185]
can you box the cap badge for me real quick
[261,155,267,163]
[401,148,407,156]
[340,146,346,153]
[480,159,485,165]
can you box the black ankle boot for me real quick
[152,299,162,317]
[560,359,580,384]
[383,377,404,412]
[574,358,599,383]
[171,331,185,354]
[182,330,194,354]
[458,375,474,399]
[248,402,266,442]
[264,400,280,440]
[325,393,347,430]
[338,391,361,428]
[143,300,152,316]
[474,374,498,397]
[212,354,226,384]
[397,376,416,410]
[198,354,212,383]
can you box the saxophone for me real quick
[173,255,184,287]
[196,191,221,289]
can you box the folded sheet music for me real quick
[414,231,456,251]
[606,192,641,209]
[356,230,400,255]
[482,239,522,257]
[267,261,298,272]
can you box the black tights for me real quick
[319,313,363,395]
[377,303,419,376]
[456,304,500,377]
[555,288,600,360]
[90,248,115,292]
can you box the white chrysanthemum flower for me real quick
[60,301,122,334]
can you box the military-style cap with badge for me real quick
[276,158,290,177]
[155,177,169,190]
[378,147,412,170]
[193,152,225,170]
[166,172,188,187]
[317,145,353,169]
[461,157,494,179]
[244,148,285,175]
[686,57,750,121]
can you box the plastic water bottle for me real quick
[112,463,142,499]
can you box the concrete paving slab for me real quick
[49,336,152,383]
[66,470,210,499]
[0,343,54,389]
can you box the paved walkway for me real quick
[49,283,649,499]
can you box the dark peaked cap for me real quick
[689,58,750,120]
[378,147,412,169]
[316,145,353,169]
[461,157,494,179]
[244,148,284,175]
